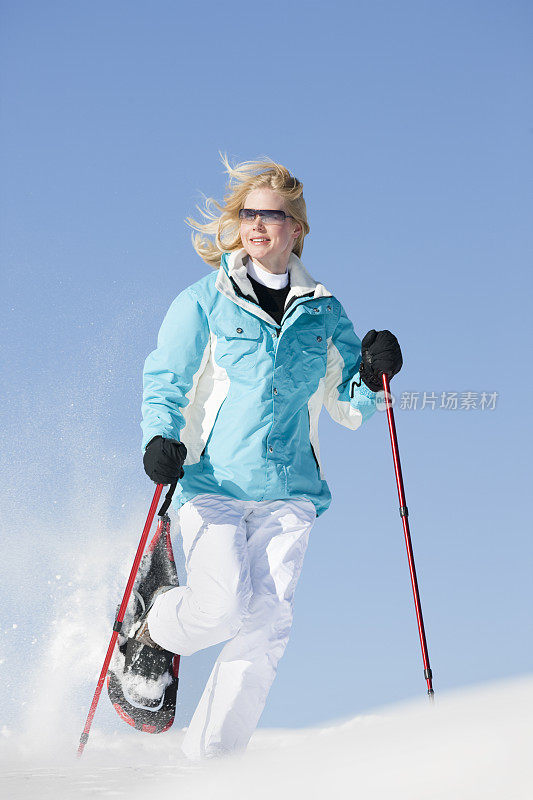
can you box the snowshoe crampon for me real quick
[107,513,181,734]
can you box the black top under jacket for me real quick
[247,273,291,328]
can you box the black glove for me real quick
[359,329,403,392]
[143,436,187,485]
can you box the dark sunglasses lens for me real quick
[239,209,287,224]
[239,209,256,220]
[263,211,286,223]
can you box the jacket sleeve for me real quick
[141,288,211,451]
[323,303,377,430]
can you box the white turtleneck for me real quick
[246,257,289,290]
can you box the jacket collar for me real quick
[215,248,332,326]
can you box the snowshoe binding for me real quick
[107,513,181,734]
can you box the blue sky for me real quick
[1,0,532,734]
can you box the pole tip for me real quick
[77,731,89,757]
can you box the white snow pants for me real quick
[146,492,316,760]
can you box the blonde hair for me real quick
[186,153,310,268]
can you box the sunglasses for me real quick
[239,208,294,225]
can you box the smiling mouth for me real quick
[250,238,270,243]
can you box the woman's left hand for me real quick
[359,329,403,392]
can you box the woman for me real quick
[140,156,402,760]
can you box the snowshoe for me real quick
[107,513,181,734]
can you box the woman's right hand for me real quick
[143,436,187,485]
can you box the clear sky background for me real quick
[1,0,532,736]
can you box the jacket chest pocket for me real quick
[214,317,262,372]
[296,328,327,381]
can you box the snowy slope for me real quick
[1,674,531,799]
[1,504,530,798]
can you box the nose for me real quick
[252,214,266,229]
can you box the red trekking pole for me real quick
[77,483,164,756]
[382,374,435,699]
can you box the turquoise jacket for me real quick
[142,249,377,517]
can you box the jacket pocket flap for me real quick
[296,329,327,350]
[220,315,261,340]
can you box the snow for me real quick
[111,643,174,704]
[1,502,531,797]
[1,674,531,799]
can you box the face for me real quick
[239,188,302,273]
